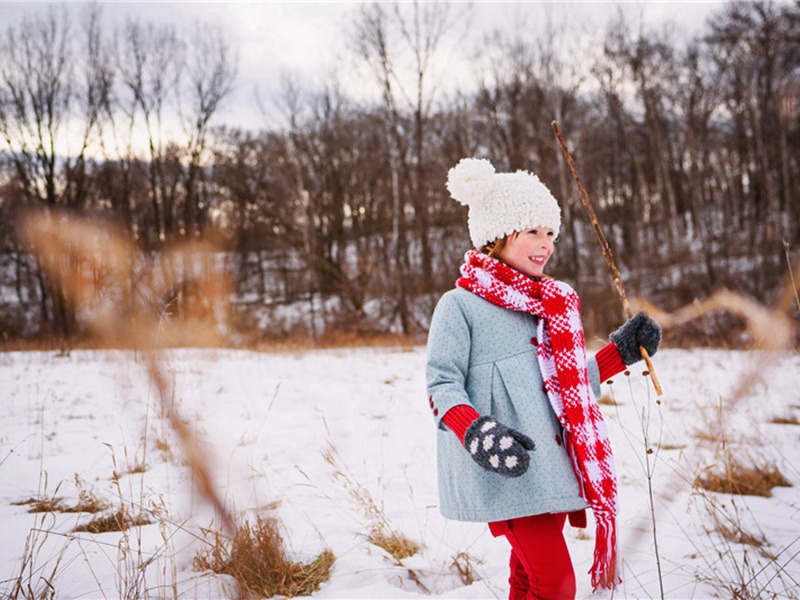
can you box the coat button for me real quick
[433,408,439,417]
[530,337,538,346]
[429,396,434,408]
[555,434,562,446]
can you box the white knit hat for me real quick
[446,157,561,247]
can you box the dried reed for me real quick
[18,211,237,537]
[15,211,267,597]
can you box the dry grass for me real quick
[4,515,66,600]
[597,393,618,406]
[450,551,483,586]
[72,508,153,534]
[194,515,334,598]
[1,330,424,354]
[322,442,419,563]
[656,443,686,451]
[695,428,729,444]
[12,496,65,514]
[703,492,768,553]
[248,330,423,353]
[12,477,109,515]
[715,522,768,551]
[367,528,419,561]
[690,487,794,598]
[59,476,109,514]
[769,415,800,425]
[694,456,791,498]
[111,462,148,480]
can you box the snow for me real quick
[1,346,799,599]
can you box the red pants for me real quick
[489,513,576,600]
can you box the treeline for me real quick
[1,2,798,346]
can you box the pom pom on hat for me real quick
[446,157,562,247]
[446,158,496,206]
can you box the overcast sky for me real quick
[1,1,729,132]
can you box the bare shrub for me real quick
[194,515,334,598]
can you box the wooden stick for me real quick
[552,120,663,396]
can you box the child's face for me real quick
[497,227,556,278]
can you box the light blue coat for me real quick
[426,287,603,523]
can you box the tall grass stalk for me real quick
[4,400,70,599]
[321,439,419,563]
[609,370,665,599]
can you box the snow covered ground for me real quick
[1,346,799,599]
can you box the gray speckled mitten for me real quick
[463,416,535,478]
[610,311,662,366]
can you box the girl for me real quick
[426,158,661,599]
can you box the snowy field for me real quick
[1,346,799,599]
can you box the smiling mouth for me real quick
[530,256,548,264]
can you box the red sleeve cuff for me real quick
[441,404,480,444]
[595,341,626,383]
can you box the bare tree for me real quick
[352,0,468,332]
[0,6,113,342]
[603,13,685,237]
[115,19,181,243]
[0,7,72,208]
[181,21,237,237]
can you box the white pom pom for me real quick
[446,158,495,206]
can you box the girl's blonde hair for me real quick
[479,232,550,280]
[479,232,517,259]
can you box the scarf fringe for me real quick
[590,514,620,592]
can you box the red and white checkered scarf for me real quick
[457,250,620,591]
